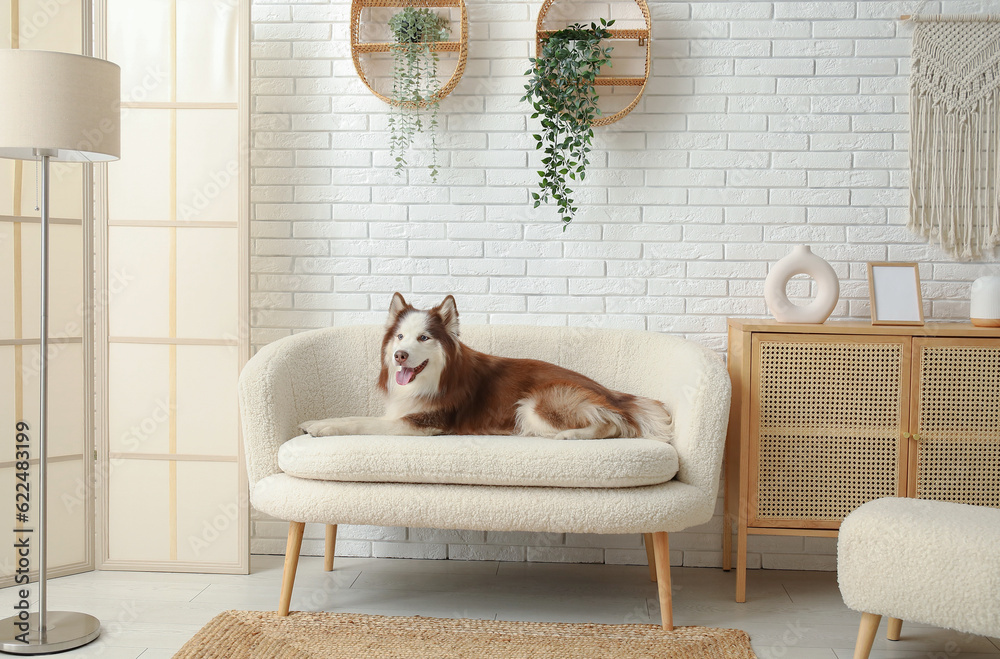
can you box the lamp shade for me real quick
[0,49,120,162]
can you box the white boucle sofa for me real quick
[239,324,731,630]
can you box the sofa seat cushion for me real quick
[277,435,679,488]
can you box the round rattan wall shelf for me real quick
[535,0,651,126]
[350,0,468,107]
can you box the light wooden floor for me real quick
[2,555,998,658]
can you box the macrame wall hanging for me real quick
[909,14,1000,260]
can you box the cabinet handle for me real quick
[912,433,921,443]
[902,432,911,439]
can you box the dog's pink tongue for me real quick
[396,367,415,386]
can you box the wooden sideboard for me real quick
[723,319,1000,602]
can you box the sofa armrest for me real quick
[657,340,731,506]
[239,337,307,490]
[239,330,342,489]
[239,325,386,490]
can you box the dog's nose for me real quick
[394,350,408,364]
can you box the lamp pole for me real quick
[37,150,51,641]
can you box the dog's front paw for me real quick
[299,418,347,437]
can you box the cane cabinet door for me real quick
[908,338,1000,508]
[749,334,909,528]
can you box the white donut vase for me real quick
[763,245,840,324]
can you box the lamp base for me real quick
[0,612,100,655]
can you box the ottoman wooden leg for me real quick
[887,617,903,641]
[853,612,882,659]
[644,533,657,582]
[651,532,673,631]
[279,521,305,616]
[324,524,338,572]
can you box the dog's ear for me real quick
[435,295,460,337]
[386,292,408,327]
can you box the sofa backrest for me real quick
[297,324,691,418]
[461,324,678,403]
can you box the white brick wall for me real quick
[249,0,1000,570]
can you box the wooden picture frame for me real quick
[867,262,925,326]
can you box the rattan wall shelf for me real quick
[724,320,1000,603]
[535,0,651,126]
[350,0,468,106]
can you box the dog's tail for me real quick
[631,397,674,442]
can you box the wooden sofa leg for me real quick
[887,617,902,641]
[853,612,882,659]
[279,521,305,616]
[651,532,673,631]
[324,524,338,572]
[722,512,732,572]
[644,533,657,582]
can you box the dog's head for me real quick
[378,293,460,397]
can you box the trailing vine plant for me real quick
[523,19,614,228]
[388,6,450,181]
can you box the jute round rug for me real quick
[173,610,756,658]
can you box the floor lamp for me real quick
[0,50,119,655]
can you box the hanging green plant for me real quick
[388,6,450,182]
[523,19,614,228]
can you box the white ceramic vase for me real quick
[764,245,840,324]
[971,275,1000,327]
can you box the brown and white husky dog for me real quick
[299,293,674,441]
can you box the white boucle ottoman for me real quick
[838,497,1000,659]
